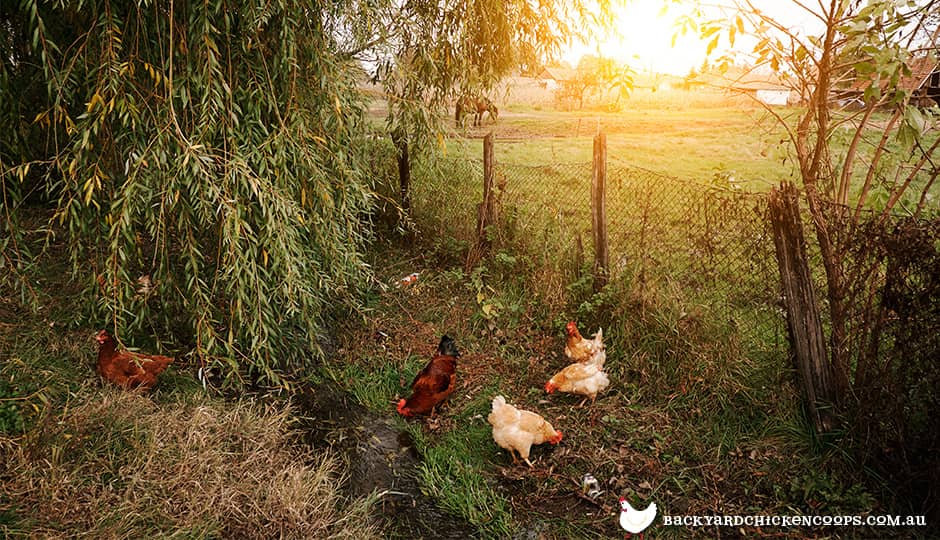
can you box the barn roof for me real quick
[537,67,578,82]
[687,65,790,92]
[848,55,940,93]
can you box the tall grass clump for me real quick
[1,1,375,384]
[0,389,378,539]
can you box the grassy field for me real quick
[440,88,797,190]
[1,87,934,539]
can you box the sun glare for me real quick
[565,1,707,76]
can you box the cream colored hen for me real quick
[564,321,605,368]
[544,361,609,406]
[488,395,563,468]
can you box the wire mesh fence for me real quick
[407,148,786,355]
[603,164,785,352]
[398,134,940,517]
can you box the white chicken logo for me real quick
[618,497,656,538]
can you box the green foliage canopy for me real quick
[2,0,376,384]
[0,0,613,384]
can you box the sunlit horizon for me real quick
[563,1,706,76]
[561,0,823,76]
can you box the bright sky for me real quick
[563,1,704,76]
[562,0,822,76]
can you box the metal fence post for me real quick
[592,131,609,291]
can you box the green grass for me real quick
[321,358,424,411]
[411,421,515,538]
[444,99,796,189]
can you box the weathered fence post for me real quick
[592,131,609,291]
[475,132,496,252]
[769,183,834,434]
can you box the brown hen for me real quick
[95,330,174,391]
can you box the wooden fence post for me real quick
[476,132,496,251]
[592,131,609,291]
[769,183,834,434]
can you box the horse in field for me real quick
[456,96,498,127]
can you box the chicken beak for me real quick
[551,430,563,444]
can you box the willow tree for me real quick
[1,0,615,385]
[1,1,379,385]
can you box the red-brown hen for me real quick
[95,330,174,391]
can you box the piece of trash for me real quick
[395,272,420,288]
[137,274,153,295]
[582,473,602,500]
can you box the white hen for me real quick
[488,395,563,468]
[619,498,657,537]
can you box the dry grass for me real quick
[0,388,379,539]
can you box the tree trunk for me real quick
[769,183,836,434]
[393,131,411,213]
[792,5,851,404]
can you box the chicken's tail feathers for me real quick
[145,355,174,372]
[587,349,606,368]
[592,328,605,351]
[437,335,459,357]
[491,395,507,410]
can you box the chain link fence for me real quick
[407,147,786,355]
[400,136,938,518]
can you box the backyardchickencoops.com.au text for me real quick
[662,514,927,528]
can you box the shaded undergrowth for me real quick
[0,258,379,539]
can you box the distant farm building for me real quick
[687,67,794,105]
[839,56,940,107]
[537,67,577,90]
[632,71,683,92]
[734,81,792,106]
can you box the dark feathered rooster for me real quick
[396,335,459,417]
